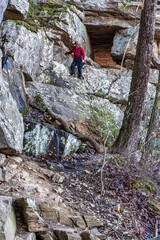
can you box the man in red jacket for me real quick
[65,41,85,79]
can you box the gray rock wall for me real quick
[0,0,8,24]
[4,0,29,20]
[0,50,24,154]
[0,196,16,240]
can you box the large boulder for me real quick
[23,120,81,159]
[111,25,159,63]
[0,0,8,23]
[4,0,29,20]
[36,61,156,117]
[0,196,16,240]
[26,61,124,124]
[0,21,54,80]
[35,2,91,57]
[0,50,24,154]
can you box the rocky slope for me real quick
[0,0,160,239]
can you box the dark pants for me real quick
[71,58,83,77]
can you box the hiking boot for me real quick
[78,76,84,79]
[71,73,75,77]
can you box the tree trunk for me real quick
[140,70,160,163]
[111,0,157,160]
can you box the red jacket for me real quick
[65,46,85,61]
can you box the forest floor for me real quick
[19,105,160,239]
[60,151,160,240]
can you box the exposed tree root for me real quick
[28,103,103,153]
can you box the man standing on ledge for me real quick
[65,41,85,79]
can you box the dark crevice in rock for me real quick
[23,72,33,81]
[4,9,24,21]
[86,25,122,67]
[2,56,27,114]
[47,70,70,89]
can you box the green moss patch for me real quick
[20,106,28,116]
[112,154,129,169]
[148,201,160,212]
[8,0,71,33]
[8,20,39,33]
[107,96,128,107]
[133,177,159,196]
[34,94,46,109]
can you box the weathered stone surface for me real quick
[52,173,65,183]
[111,25,159,63]
[0,155,24,183]
[70,216,86,229]
[64,0,83,10]
[7,156,23,164]
[111,25,139,61]
[83,0,141,46]
[4,162,18,182]
[44,5,91,56]
[54,228,81,240]
[0,21,53,80]
[83,215,103,228]
[81,231,100,240]
[0,154,6,166]
[82,0,160,40]
[37,232,58,240]
[2,56,27,113]
[47,61,156,117]
[0,196,16,240]
[90,228,104,239]
[0,50,24,154]
[25,81,80,120]
[39,201,73,226]
[18,198,49,232]
[82,0,141,18]
[4,0,29,20]
[0,0,8,23]
[14,233,36,240]
[27,61,124,123]
[0,167,3,181]
[19,197,104,238]
[23,120,81,159]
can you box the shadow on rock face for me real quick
[49,71,70,89]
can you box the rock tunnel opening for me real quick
[87,26,120,68]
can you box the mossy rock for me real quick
[7,20,39,33]
[148,201,160,212]
[133,177,159,196]
[9,0,71,33]
[111,154,129,169]
[133,179,143,191]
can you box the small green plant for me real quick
[34,94,46,109]
[148,201,160,212]
[19,106,28,116]
[28,0,37,6]
[85,103,119,147]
